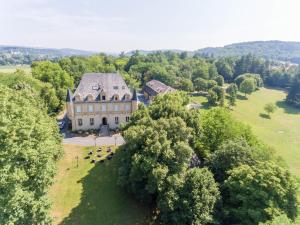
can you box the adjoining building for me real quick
[66,73,138,131]
[142,79,175,101]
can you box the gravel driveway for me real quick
[63,133,125,146]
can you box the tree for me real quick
[212,86,225,106]
[215,59,234,81]
[194,77,207,91]
[259,214,292,225]
[0,85,63,225]
[31,61,74,110]
[118,116,194,202]
[206,80,218,89]
[0,71,60,114]
[207,90,218,106]
[207,139,256,183]
[199,108,258,155]
[215,75,224,86]
[240,78,255,97]
[286,73,300,108]
[158,168,219,225]
[234,73,263,88]
[223,162,298,225]
[264,103,277,118]
[226,83,238,106]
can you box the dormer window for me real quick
[113,94,119,101]
[75,94,81,101]
[124,94,130,100]
[102,95,106,101]
[87,94,93,101]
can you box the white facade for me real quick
[69,101,135,130]
[66,73,138,131]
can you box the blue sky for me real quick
[1,0,300,52]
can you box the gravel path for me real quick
[63,134,125,146]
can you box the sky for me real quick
[1,0,300,52]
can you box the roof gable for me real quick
[72,73,132,101]
[144,79,175,95]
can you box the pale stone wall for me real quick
[68,101,136,131]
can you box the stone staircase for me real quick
[99,125,110,137]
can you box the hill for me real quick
[0,45,96,65]
[196,41,300,63]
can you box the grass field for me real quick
[49,145,152,225]
[0,65,31,74]
[191,87,300,178]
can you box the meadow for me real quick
[49,145,152,225]
[191,87,300,178]
[0,65,31,74]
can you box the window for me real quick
[90,118,94,126]
[125,94,130,100]
[115,117,119,124]
[87,94,93,101]
[102,104,106,112]
[76,105,81,113]
[78,119,83,126]
[114,94,119,101]
[102,95,106,101]
[113,86,118,90]
[114,105,119,111]
[125,104,131,111]
[126,116,130,122]
[75,95,81,101]
[88,105,93,112]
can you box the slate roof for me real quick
[66,88,73,102]
[72,73,132,101]
[143,79,175,96]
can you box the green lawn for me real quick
[49,145,153,225]
[0,65,31,74]
[191,87,300,177]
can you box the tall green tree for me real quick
[158,168,219,225]
[118,117,193,202]
[31,61,74,110]
[226,83,238,106]
[198,108,258,155]
[240,78,256,97]
[207,139,256,183]
[223,162,298,225]
[0,85,63,225]
[286,73,300,108]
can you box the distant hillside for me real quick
[196,41,300,63]
[0,45,96,65]
[124,49,190,56]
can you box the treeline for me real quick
[25,51,299,114]
[118,92,298,225]
[0,76,63,224]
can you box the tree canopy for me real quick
[0,85,63,225]
[223,162,298,225]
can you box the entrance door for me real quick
[102,117,107,125]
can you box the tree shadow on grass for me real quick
[60,151,155,225]
[237,94,247,100]
[259,113,271,119]
[276,100,300,115]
